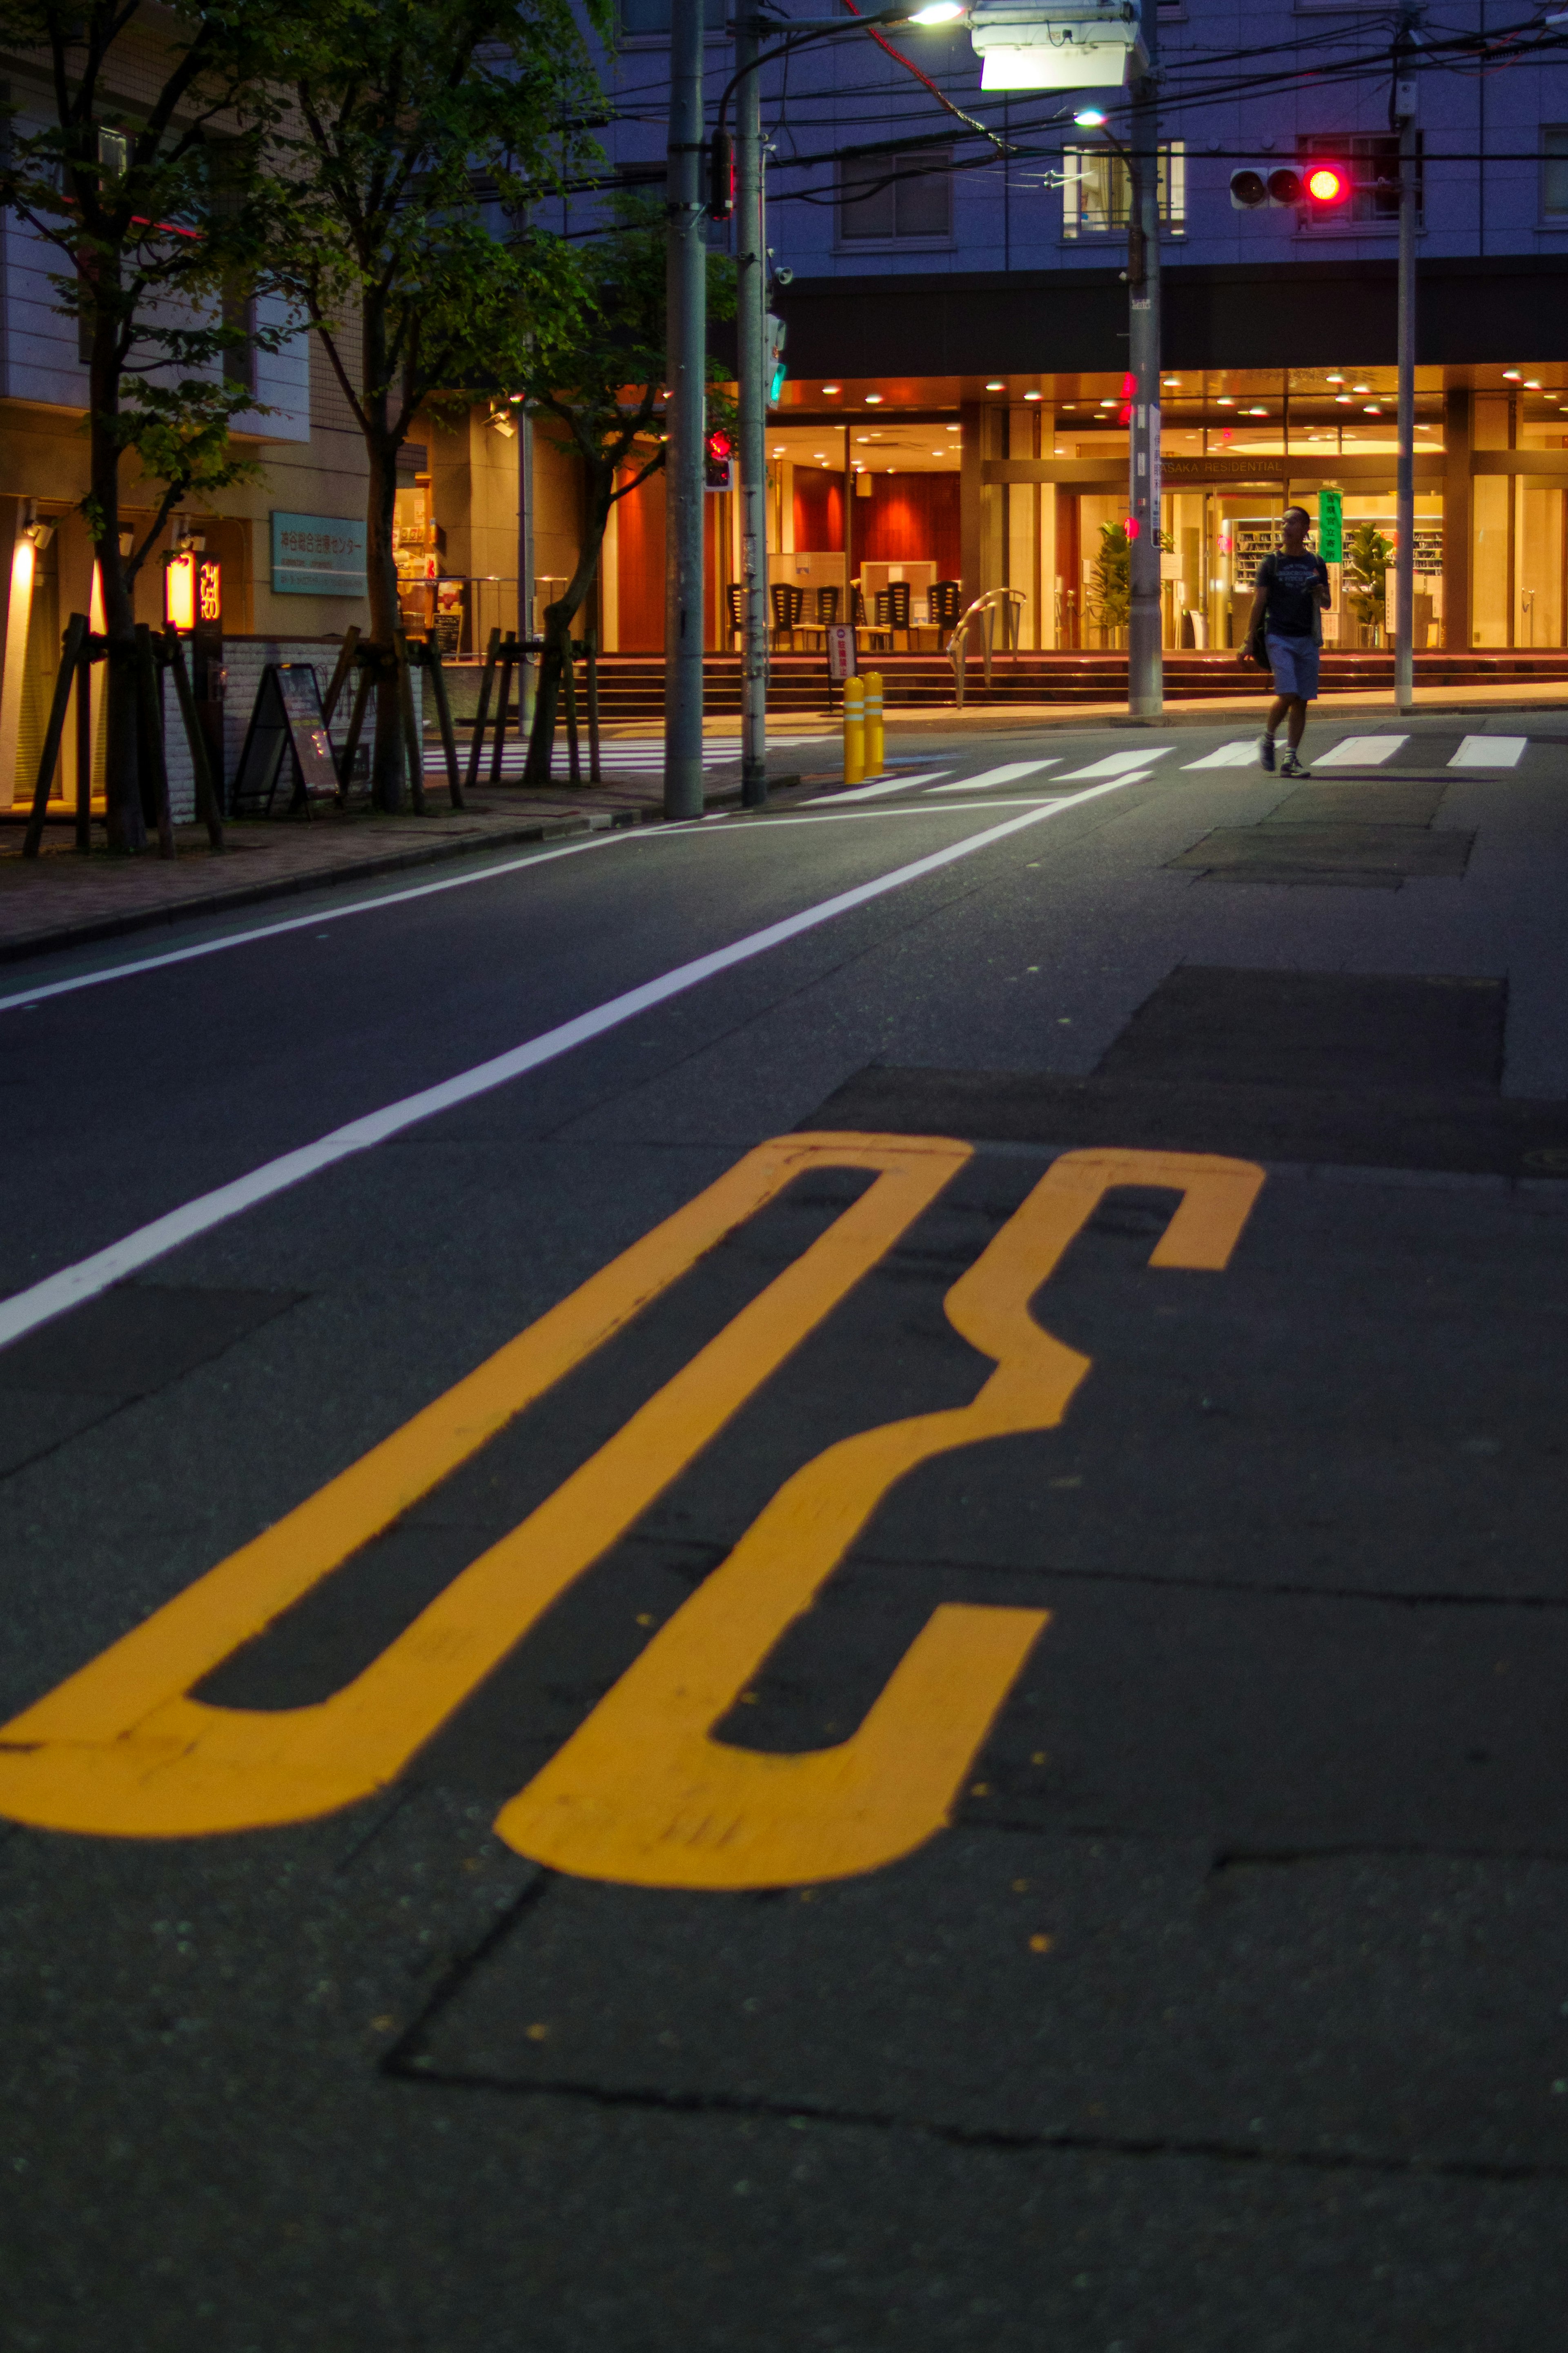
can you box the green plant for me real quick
[1085,520,1131,641]
[1342,522,1392,643]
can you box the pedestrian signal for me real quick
[708,128,734,222]
[764,312,787,406]
[705,426,734,493]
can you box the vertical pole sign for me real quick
[664,0,707,821]
[1126,0,1163,719]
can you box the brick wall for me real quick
[216,636,421,816]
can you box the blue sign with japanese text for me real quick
[270,511,367,598]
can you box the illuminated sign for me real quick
[271,510,367,597]
[166,553,223,631]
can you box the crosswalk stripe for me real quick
[804,772,951,803]
[1183,740,1262,770]
[1312,734,1408,768]
[1056,746,1174,781]
[1450,735,1527,768]
[927,761,1063,794]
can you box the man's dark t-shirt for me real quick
[1256,549,1329,639]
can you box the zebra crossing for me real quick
[425,733,832,781]
[1181,733,1532,772]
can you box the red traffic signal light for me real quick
[1305,163,1350,207]
[704,428,734,493]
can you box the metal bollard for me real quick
[842,676,866,786]
[864,670,884,778]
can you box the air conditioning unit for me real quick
[968,0,1143,88]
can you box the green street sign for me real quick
[1318,487,1344,563]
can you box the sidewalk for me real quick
[0,778,703,965]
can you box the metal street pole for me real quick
[665,0,708,820]
[735,9,768,806]
[1126,0,1162,719]
[1393,13,1420,715]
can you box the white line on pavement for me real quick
[1312,734,1408,767]
[802,771,952,804]
[927,761,1063,794]
[0,830,644,1017]
[1183,740,1263,770]
[1450,735,1528,767]
[1056,746,1175,781]
[0,773,1142,1352]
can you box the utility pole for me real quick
[735,8,768,807]
[1125,0,1162,718]
[1393,7,1421,715]
[665,0,708,820]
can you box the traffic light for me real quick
[708,128,733,223]
[764,312,787,406]
[1230,165,1306,210]
[1303,161,1351,210]
[704,425,734,493]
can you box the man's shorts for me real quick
[1266,632,1320,700]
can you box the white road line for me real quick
[1450,734,1528,767]
[0,830,644,1017]
[1312,734,1408,768]
[1183,740,1263,770]
[0,773,1142,1352]
[927,761,1063,794]
[802,771,951,804]
[1056,746,1175,781]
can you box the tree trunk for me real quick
[361,306,405,812]
[89,262,145,854]
[522,466,614,787]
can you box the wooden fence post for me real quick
[21,612,88,859]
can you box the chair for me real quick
[813,584,840,638]
[725,582,746,648]
[855,585,889,652]
[769,582,804,649]
[883,580,911,649]
[925,580,963,645]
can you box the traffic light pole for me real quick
[664,0,708,821]
[735,10,768,807]
[1393,16,1420,715]
[1126,0,1163,720]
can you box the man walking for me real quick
[1245,504,1332,775]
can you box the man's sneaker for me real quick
[1256,734,1276,772]
[1279,752,1311,778]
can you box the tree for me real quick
[515,203,734,789]
[0,0,292,849]
[273,0,601,810]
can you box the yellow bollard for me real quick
[842,677,865,786]
[864,671,884,778]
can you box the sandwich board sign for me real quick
[230,663,340,815]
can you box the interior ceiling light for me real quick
[822,384,841,394]
[1025,390,1042,401]
[864,393,883,404]
[1503,369,1522,381]
[1326,373,1345,384]
[1098,397,1114,407]
[1246,406,1267,415]
[946,422,962,430]
[1335,394,1353,405]
[1526,379,1542,389]
[985,379,1005,390]
[1363,404,1381,413]
[1352,382,1370,393]
[1216,397,1235,407]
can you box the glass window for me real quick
[1544,126,1568,216]
[1061,143,1185,238]
[839,148,953,241]
[1299,133,1421,227]
[618,0,725,36]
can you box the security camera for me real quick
[773,265,793,286]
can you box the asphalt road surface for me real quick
[5,709,1568,2351]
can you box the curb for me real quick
[0,805,651,969]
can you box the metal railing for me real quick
[947,588,1028,709]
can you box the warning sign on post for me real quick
[825,624,857,683]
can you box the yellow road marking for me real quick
[496,1149,1265,1890]
[0,1133,969,1838]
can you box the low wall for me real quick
[215,636,422,817]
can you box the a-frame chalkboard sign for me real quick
[230,663,340,816]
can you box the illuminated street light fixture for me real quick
[971,0,1143,88]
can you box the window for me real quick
[618,0,725,36]
[1544,126,1568,217]
[839,148,953,243]
[1061,143,1184,239]
[1298,133,1422,227]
